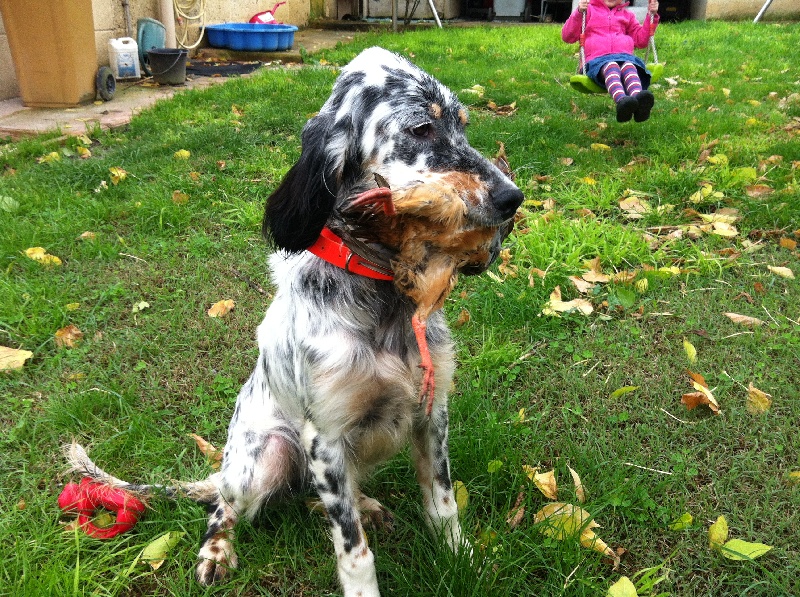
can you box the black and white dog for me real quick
[67,47,523,596]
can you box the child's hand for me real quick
[648,0,659,13]
[578,0,588,11]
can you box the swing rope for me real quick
[571,8,662,94]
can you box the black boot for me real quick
[616,96,638,123]
[634,90,655,122]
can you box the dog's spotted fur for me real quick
[66,47,523,596]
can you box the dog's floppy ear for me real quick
[263,115,337,252]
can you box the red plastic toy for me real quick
[58,477,145,539]
[249,2,286,23]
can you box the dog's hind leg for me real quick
[302,420,380,597]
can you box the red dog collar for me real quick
[307,227,394,281]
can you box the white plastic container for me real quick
[108,37,141,80]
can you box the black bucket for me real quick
[147,48,188,85]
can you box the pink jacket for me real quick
[562,0,659,63]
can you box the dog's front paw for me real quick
[196,544,238,585]
[359,494,395,533]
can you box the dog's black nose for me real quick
[491,187,524,220]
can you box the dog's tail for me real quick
[63,442,220,505]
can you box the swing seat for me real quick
[570,62,664,95]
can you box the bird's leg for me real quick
[349,187,395,216]
[412,313,436,416]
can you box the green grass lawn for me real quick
[1,18,799,597]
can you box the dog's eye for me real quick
[408,123,434,139]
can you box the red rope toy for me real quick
[58,477,145,539]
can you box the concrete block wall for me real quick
[0,13,19,100]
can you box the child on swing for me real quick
[562,0,660,122]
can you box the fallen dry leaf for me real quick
[779,237,797,251]
[582,257,611,283]
[540,286,593,317]
[568,466,586,503]
[724,312,765,327]
[188,433,223,469]
[54,325,83,349]
[532,469,558,500]
[767,265,794,279]
[569,276,596,294]
[534,502,619,568]
[0,346,34,371]
[207,299,235,318]
[745,184,774,198]
[746,383,772,414]
[109,166,127,185]
[506,491,525,528]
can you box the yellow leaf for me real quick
[591,143,611,152]
[767,265,794,279]
[174,149,191,160]
[724,312,765,327]
[607,576,639,597]
[746,383,772,414]
[172,190,189,204]
[634,278,648,294]
[109,166,127,185]
[140,530,185,570]
[54,324,83,348]
[708,515,728,550]
[533,469,558,500]
[522,464,538,481]
[720,538,773,561]
[683,338,697,364]
[0,346,34,371]
[568,466,586,503]
[65,303,81,311]
[669,512,693,531]
[24,247,62,266]
[788,471,800,485]
[37,151,61,164]
[453,480,469,514]
[534,502,596,540]
[580,176,597,185]
[698,212,739,225]
[711,222,738,238]
[131,301,150,313]
[76,146,92,159]
[706,153,729,166]
[207,299,235,318]
[609,386,638,399]
[691,381,720,410]
[188,433,223,469]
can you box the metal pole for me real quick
[753,0,775,22]
[427,0,443,27]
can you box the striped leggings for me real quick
[601,62,642,103]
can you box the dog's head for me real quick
[263,46,523,273]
